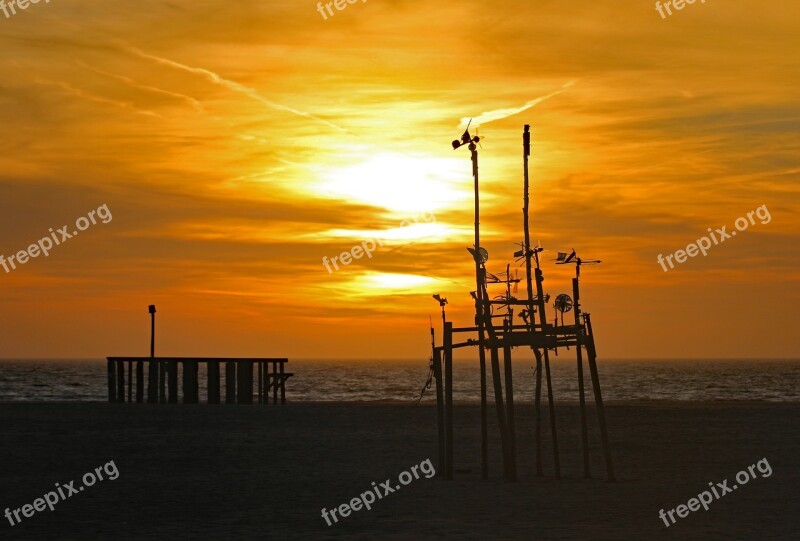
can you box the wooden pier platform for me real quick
[106,357,292,405]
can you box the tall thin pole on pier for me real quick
[453,126,489,479]
[523,126,560,479]
[521,125,544,476]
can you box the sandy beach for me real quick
[1,401,797,540]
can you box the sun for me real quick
[319,152,470,214]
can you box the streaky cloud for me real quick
[34,78,162,118]
[76,60,204,111]
[459,81,575,128]
[122,43,348,133]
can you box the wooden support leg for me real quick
[208,361,220,404]
[148,360,158,404]
[280,362,286,404]
[264,362,278,405]
[238,361,253,405]
[225,361,236,404]
[258,362,264,404]
[108,360,116,403]
[585,314,616,482]
[576,344,590,478]
[159,360,167,404]
[433,349,446,474]
[533,348,543,476]
[183,361,199,404]
[478,344,489,480]
[489,345,510,479]
[443,322,454,481]
[542,349,561,479]
[168,361,178,404]
[116,361,125,403]
[136,361,144,403]
[574,277,590,478]
[502,325,517,482]
[272,361,278,405]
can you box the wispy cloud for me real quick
[122,44,348,133]
[34,78,162,118]
[459,81,575,128]
[76,61,204,111]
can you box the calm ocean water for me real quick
[0,359,798,403]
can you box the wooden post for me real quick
[264,362,278,406]
[478,345,488,480]
[148,305,157,404]
[502,322,517,481]
[464,136,489,481]
[182,361,199,404]
[573,277,590,478]
[272,361,278,404]
[225,361,236,404]
[433,348,446,474]
[208,361,220,404]
[238,361,253,405]
[489,345,510,478]
[136,361,144,403]
[159,360,167,404]
[444,322,454,481]
[533,348,543,476]
[280,361,286,405]
[585,314,616,482]
[522,126,543,477]
[148,360,158,403]
[116,361,125,402]
[258,362,264,404]
[108,360,116,403]
[168,360,178,404]
[543,351,560,479]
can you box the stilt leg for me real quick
[489,345,509,479]
[585,314,616,482]
[502,324,517,481]
[478,337,489,479]
[533,348,543,476]
[543,349,560,479]
[444,322,454,481]
[433,349,446,475]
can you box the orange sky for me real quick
[0,0,798,359]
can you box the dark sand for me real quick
[0,402,798,540]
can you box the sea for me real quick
[0,358,798,403]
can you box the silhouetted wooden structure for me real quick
[107,357,292,405]
[430,124,615,482]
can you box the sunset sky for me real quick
[0,0,797,359]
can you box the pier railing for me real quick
[106,357,292,405]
